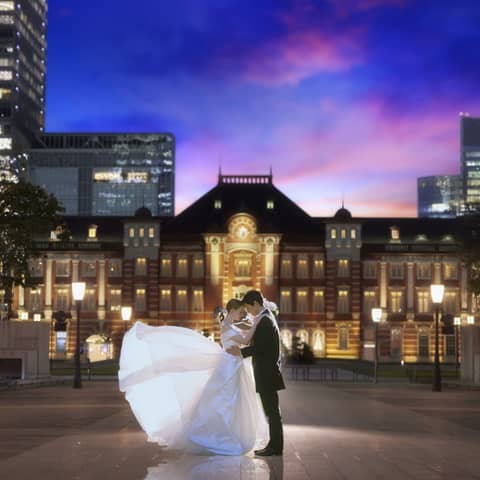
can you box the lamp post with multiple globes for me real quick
[71,282,86,389]
[430,284,445,392]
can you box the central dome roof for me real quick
[333,207,352,222]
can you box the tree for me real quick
[0,180,63,319]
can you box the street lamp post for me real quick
[371,307,382,384]
[430,284,445,392]
[121,306,132,334]
[72,282,86,389]
[454,316,461,378]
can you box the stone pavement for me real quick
[1,379,480,479]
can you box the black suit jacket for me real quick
[241,311,285,393]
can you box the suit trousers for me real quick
[259,389,283,452]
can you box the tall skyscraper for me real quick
[28,133,175,216]
[0,1,47,152]
[417,175,462,218]
[460,114,480,213]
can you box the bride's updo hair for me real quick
[226,298,243,313]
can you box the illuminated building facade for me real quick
[7,174,478,365]
[0,0,47,153]
[461,115,480,213]
[417,175,462,218]
[28,133,175,216]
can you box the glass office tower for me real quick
[461,115,480,214]
[417,175,462,218]
[28,133,175,216]
[0,1,47,153]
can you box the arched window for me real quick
[296,329,309,345]
[312,330,325,353]
[281,329,292,350]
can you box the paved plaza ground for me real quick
[1,379,480,479]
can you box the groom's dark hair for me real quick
[242,290,263,306]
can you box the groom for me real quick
[227,290,285,456]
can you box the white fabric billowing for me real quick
[118,321,267,455]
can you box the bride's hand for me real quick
[226,346,241,356]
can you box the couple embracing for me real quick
[118,289,285,457]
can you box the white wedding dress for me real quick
[118,321,268,455]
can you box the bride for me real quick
[118,298,268,455]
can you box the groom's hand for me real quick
[226,346,241,356]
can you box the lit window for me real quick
[281,257,292,277]
[341,228,346,239]
[313,258,324,278]
[127,171,149,183]
[108,260,122,277]
[443,291,457,314]
[337,289,349,313]
[350,229,356,240]
[109,289,121,311]
[138,227,144,238]
[338,259,349,277]
[161,257,172,277]
[418,332,430,357]
[363,261,376,279]
[281,329,293,350]
[443,262,457,280]
[192,289,204,312]
[176,288,188,311]
[135,288,146,311]
[54,288,69,311]
[82,261,96,277]
[176,257,188,277]
[88,224,97,239]
[313,290,324,313]
[363,290,376,314]
[296,289,308,313]
[235,257,251,277]
[214,200,222,209]
[267,200,274,209]
[82,289,96,311]
[0,71,13,80]
[417,290,430,313]
[55,261,70,277]
[330,228,337,239]
[312,330,325,352]
[193,258,204,277]
[0,2,15,12]
[390,262,404,279]
[128,227,135,238]
[160,288,171,311]
[148,226,155,238]
[338,327,349,350]
[417,263,431,280]
[390,290,403,313]
[280,289,292,313]
[0,137,12,150]
[297,256,308,278]
[135,258,147,275]
[390,226,400,241]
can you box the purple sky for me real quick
[45,0,480,217]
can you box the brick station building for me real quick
[8,174,478,364]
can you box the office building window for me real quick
[176,288,188,311]
[280,289,292,313]
[135,288,146,311]
[160,288,171,311]
[109,289,121,311]
[337,289,349,314]
[313,290,324,313]
[296,289,308,313]
[338,259,349,277]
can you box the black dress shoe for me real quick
[254,447,283,456]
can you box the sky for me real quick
[45,0,480,217]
